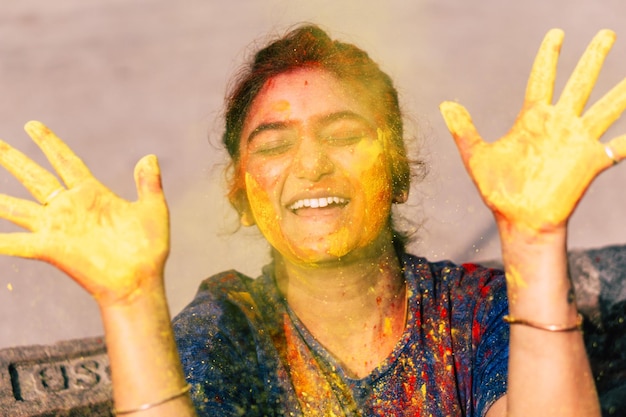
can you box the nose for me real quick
[292,135,333,181]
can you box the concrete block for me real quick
[0,337,112,416]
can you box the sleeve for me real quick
[468,266,510,417]
[172,282,273,417]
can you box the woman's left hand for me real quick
[440,29,626,233]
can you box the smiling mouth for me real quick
[287,196,349,212]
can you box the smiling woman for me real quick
[241,69,394,264]
[0,23,625,417]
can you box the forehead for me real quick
[242,68,377,136]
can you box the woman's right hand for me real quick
[0,121,170,306]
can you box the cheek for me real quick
[341,140,394,247]
[353,139,394,208]
[241,153,291,216]
[360,158,393,232]
[244,171,289,250]
[244,161,281,219]
[245,157,284,192]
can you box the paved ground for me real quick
[1,0,625,348]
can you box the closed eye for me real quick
[250,138,295,155]
[249,128,298,156]
[317,115,375,148]
[323,135,366,147]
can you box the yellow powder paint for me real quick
[283,317,346,416]
[244,172,296,257]
[383,317,393,336]
[244,172,327,264]
[272,100,291,113]
[504,263,527,290]
[327,130,392,256]
[460,79,614,235]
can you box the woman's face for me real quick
[238,68,394,265]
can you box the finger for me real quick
[24,121,93,188]
[557,29,616,115]
[134,154,165,204]
[525,29,564,105]
[440,101,485,164]
[581,77,626,138]
[0,139,65,204]
[0,233,42,259]
[0,194,42,231]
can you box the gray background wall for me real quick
[1,0,625,349]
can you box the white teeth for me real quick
[288,196,347,211]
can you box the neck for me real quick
[274,233,408,377]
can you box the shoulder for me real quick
[402,254,509,413]
[172,270,258,340]
[177,269,259,311]
[402,253,506,296]
[196,269,256,298]
[172,268,283,337]
[171,270,283,416]
[402,253,509,339]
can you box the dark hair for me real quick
[223,24,417,251]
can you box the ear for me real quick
[240,206,256,227]
[230,188,256,227]
[392,188,409,204]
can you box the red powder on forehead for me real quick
[304,80,308,85]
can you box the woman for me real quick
[0,25,624,416]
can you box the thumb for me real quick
[439,101,485,164]
[134,154,165,204]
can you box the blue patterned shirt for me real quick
[173,254,509,416]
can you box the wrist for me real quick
[497,219,567,275]
[95,268,166,309]
[495,213,568,245]
[496,219,578,323]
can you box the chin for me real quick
[269,227,392,266]
[289,248,346,265]
[286,240,382,267]
[274,240,349,265]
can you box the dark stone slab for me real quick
[571,246,626,417]
[0,337,112,416]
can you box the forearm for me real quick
[498,223,599,417]
[100,279,196,417]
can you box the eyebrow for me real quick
[246,111,374,144]
[247,121,297,145]
[316,110,373,128]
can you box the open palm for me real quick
[441,29,626,232]
[0,122,169,306]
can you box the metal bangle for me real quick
[42,186,65,206]
[114,384,191,415]
[503,313,583,332]
[605,145,619,165]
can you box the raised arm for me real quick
[440,29,626,417]
[0,122,196,416]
